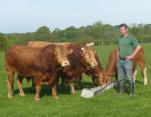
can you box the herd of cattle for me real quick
[5,41,147,101]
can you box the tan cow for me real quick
[5,44,72,101]
[104,47,147,85]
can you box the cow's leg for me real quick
[77,76,82,89]
[60,77,65,87]
[69,82,75,95]
[138,62,147,85]
[51,81,58,99]
[132,64,137,83]
[133,69,138,83]
[92,76,97,87]
[17,75,25,97]
[51,85,58,99]
[48,73,59,99]
[34,78,41,101]
[142,67,147,85]
[7,70,14,98]
[31,78,36,92]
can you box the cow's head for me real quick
[87,67,106,86]
[80,46,98,68]
[103,70,114,84]
[96,72,107,86]
[55,45,73,67]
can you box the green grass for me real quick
[0,43,151,117]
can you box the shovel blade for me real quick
[81,89,94,98]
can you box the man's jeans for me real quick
[117,59,134,84]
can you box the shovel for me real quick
[81,81,118,98]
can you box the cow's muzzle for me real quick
[91,61,98,67]
[61,60,70,67]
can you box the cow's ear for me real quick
[68,49,73,54]
[86,42,94,46]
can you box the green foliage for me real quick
[36,26,51,34]
[130,23,151,43]
[6,34,23,48]
[34,26,51,40]
[0,33,7,51]
[3,22,151,49]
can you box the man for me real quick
[117,23,141,96]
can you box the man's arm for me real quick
[126,45,142,60]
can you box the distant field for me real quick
[0,43,151,117]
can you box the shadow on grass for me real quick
[112,80,144,95]
[13,81,95,97]
[135,80,144,85]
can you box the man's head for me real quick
[119,23,128,37]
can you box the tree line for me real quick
[0,21,151,51]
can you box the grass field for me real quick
[0,43,151,117]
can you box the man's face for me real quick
[119,26,128,36]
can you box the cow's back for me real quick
[5,45,56,75]
[27,41,71,47]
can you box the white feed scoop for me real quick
[81,81,118,98]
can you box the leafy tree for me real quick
[34,26,51,40]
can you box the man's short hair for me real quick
[119,23,128,29]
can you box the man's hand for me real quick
[126,45,141,61]
[126,54,134,60]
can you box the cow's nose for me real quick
[91,61,98,67]
[62,61,70,67]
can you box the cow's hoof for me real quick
[8,94,13,98]
[53,96,59,100]
[144,81,147,85]
[144,83,147,85]
[35,97,40,101]
[71,92,75,95]
[20,93,25,97]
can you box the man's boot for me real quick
[129,82,134,96]
[119,80,125,95]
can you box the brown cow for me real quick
[26,41,105,94]
[5,44,72,101]
[57,44,105,94]
[76,53,105,89]
[104,47,147,85]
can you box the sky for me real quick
[0,0,151,33]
